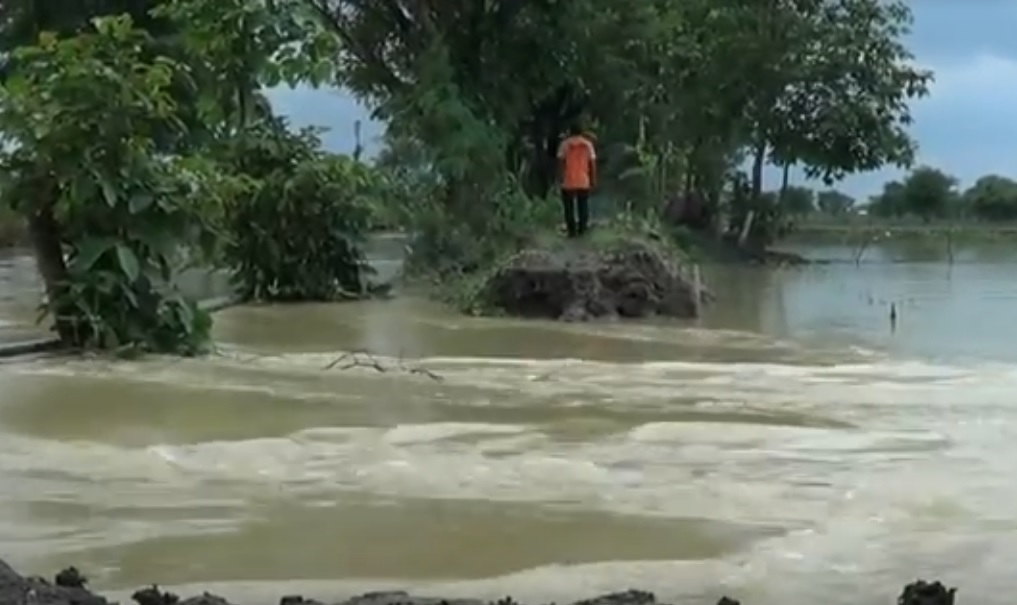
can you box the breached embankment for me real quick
[470,234,712,322]
[0,559,956,605]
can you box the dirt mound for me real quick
[0,559,957,605]
[477,237,711,321]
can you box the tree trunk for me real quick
[751,141,766,199]
[26,204,74,344]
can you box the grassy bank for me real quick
[787,216,1017,245]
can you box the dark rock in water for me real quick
[571,590,655,605]
[0,558,962,605]
[0,558,109,605]
[54,568,87,589]
[179,593,233,605]
[337,593,483,605]
[897,580,956,605]
[133,585,180,605]
[478,239,711,321]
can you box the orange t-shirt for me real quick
[557,135,596,190]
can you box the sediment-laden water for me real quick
[0,237,1015,604]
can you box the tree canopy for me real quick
[865,167,1017,223]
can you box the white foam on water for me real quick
[4,348,1017,603]
[381,422,529,445]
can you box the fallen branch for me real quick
[323,349,443,381]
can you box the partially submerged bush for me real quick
[216,120,377,301]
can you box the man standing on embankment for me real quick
[557,124,597,237]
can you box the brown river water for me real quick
[2,234,1017,604]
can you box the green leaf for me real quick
[115,244,141,282]
[119,282,139,308]
[70,238,115,273]
[175,301,194,333]
[129,191,155,213]
[311,60,333,85]
[98,175,119,207]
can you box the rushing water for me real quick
[1,236,1017,604]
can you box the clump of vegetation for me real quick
[0,0,344,354]
[0,17,221,353]
[213,119,379,301]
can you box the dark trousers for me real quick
[560,188,590,237]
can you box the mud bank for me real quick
[0,560,957,605]
[473,236,712,321]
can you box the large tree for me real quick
[306,0,930,223]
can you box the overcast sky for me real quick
[266,3,1017,200]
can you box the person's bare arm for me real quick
[587,140,597,189]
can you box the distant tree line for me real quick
[764,167,1017,222]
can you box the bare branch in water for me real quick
[324,350,443,381]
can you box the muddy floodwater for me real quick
[2,235,1017,604]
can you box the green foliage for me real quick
[757,0,931,182]
[153,0,339,128]
[310,0,931,272]
[379,43,559,275]
[868,181,908,218]
[867,166,957,221]
[964,175,1017,222]
[816,190,854,215]
[0,205,25,247]
[0,0,945,333]
[779,186,816,215]
[860,168,1017,225]
[902,166,957,220]
[0,0,369,353]
[214,120,377,301]
[0,15,220,353]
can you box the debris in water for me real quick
[897,580,956,605]
[53,567,87,588]
[133,585,180,605]
[323,349,443,381]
